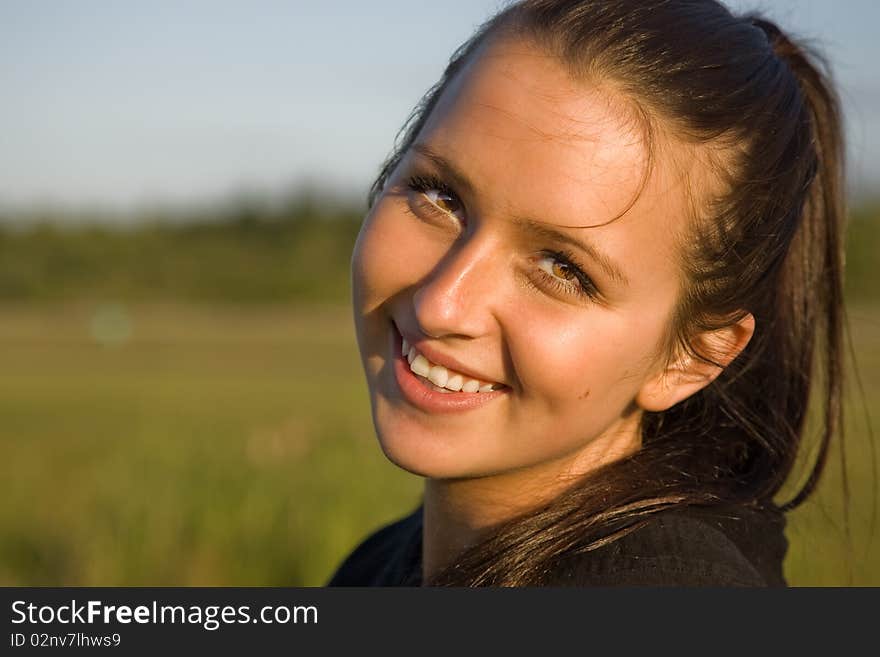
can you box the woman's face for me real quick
[351,36,698,484]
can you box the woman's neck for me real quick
[420,417,642,584]
[421,474,542,585]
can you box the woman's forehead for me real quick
[413,35,695,239]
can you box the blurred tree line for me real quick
[0,195,877,304]
[0,195,364,304]
[845,201,880,301]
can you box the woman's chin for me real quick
[372,417,509,480]
[369,393,489,479]
[374,432,465,479]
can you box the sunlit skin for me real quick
[350,35,755,581]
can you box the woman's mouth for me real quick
[390,325,508,413]
[401,337,505,394]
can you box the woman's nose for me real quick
[412,236,501,340]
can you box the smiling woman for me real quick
[328,0,847,587]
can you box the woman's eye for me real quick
[422,188,464,221]
[538,256,577,282]
[405,174,465,223]
[534,252,599,301]
[424,189,462,216]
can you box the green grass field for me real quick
[1,302,877,585]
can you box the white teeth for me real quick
[410,354,430,377]
[461,379,480,393]
[427,365,449,387]
[404,341,503,393]
[401,338,410,358]
[445,374,464,392]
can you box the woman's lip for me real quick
[390,328,508,414]
[394,323,504,387]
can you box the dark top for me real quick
[327,504,788,587]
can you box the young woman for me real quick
[328,0,846,586]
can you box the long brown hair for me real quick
[368,0,848,586]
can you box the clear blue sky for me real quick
[1,0,877,216]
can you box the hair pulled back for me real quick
[369,0,847,586]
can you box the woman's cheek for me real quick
[352,207,413,309]
[510,315,624,406]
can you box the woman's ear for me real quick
[636,312,755,413]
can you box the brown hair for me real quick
[368,0,848,585]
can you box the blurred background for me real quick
[0,0,877,585]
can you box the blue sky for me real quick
[1,0,877,216]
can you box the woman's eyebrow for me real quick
[412,143,477,197]
[411,142,629,288]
